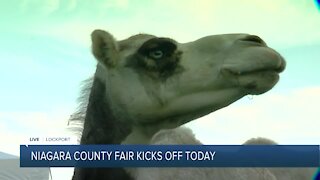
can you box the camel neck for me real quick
[80,75,132,145]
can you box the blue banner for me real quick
[20,145,320,167]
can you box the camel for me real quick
[128,128,317,180]
[68,29,313,179]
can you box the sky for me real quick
[0,0,319,179]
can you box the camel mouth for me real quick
[226,64,284,76]
[222,65,284,77]
[239,35,267,46]
[222,56,286,76]
[221,57,285,95]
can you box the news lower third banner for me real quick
[20,145,320,167]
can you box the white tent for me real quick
[0,151,49,180]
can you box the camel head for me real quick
[91,30,285,143]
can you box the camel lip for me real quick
[222,54,286,76]
[224,67,283,76]
[224,68,279,76]
[222,60,286,76]
[239,35,267,46]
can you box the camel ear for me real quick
[91,29,119,67]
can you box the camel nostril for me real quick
[240,35,267,46]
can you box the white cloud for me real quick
[0,109,77,180]
[20,0,60,15]
[151,0,320,46]
[0,109,74,156]
[66,0,77,12]
[99,0,129,10]
[187,86,320,145]
[22,0,320,50]
[19,0,129,16]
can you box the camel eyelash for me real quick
[123,38,183,79]
[138,38,177,56]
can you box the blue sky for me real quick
[0,1,320,179]
[0,0,319,143]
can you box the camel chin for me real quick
[239,71,280,95]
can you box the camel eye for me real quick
[149,50,163,59]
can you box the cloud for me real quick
[0,109,77,180]
[18,0,129,15]
[20,0,60,15]
[187,86,320,145]
[0,108,75,155]
[151,0,320,46]
[65,0,77,12]
[17,0,320,50]
[1,112,67,133]
[99,0,129,10]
